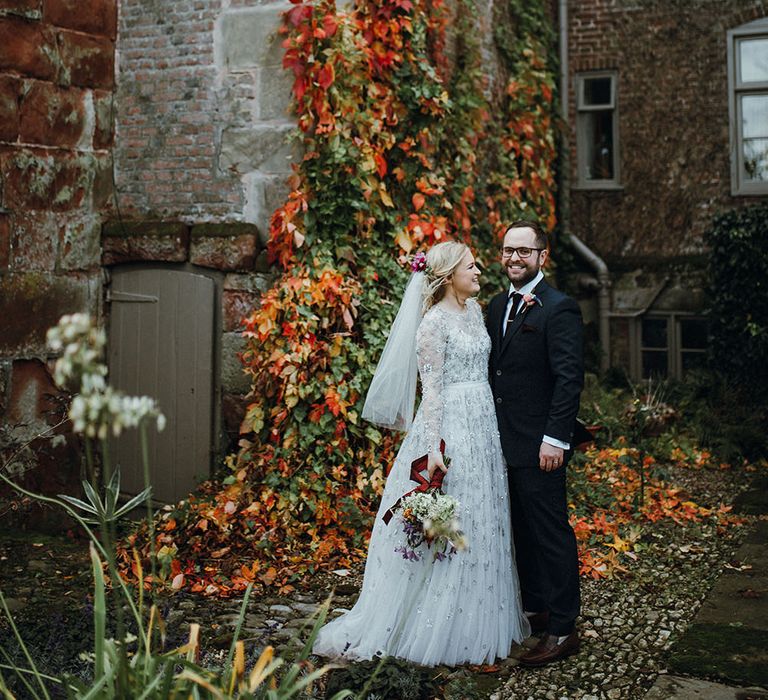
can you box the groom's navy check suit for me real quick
[486,279,584,636]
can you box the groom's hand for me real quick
[539,443,564,471]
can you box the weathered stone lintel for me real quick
[101,220,267,273]
[190,233,258,272]
[191,222,260,239]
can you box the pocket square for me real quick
[522,324,538,333]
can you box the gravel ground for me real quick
[492,464,756,700]
[0,463,756,699]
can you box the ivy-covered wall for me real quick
[122,0,564,594]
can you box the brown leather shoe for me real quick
[519,631,580,667]
[526,611,550,636]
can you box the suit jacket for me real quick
[486,280,585,469]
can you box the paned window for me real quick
[576,72,620,188]
[633,316,708,380]
[728,18,768,195]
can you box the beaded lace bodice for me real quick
[415,298,490,454]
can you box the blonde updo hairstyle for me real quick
[422,241,470,313]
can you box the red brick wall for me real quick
[565,0,768,265]
[114,0,243,219]
[0,0,117,506]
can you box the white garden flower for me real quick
[47,314,165,439]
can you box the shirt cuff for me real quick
[543,435,570,450]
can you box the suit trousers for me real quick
[507,464,580,636]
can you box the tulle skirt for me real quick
[313,380,530,666]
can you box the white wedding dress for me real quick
[313,298,530,666]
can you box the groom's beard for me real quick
[505,263,539,288]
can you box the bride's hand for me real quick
[427,452,447,481]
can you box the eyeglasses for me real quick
[500,246,544,259]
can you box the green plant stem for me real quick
[95,487,129,695]
[84,438,97,491]
[223,582,254,687]
[101,434,112,485]
[0,471,149,652]
[139,423,157,598]
[0,592,51,700]
[0,666,61,684]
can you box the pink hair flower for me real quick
[411,251,427,273]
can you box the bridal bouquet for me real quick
[384,440,467,562]
[395,489,467,562]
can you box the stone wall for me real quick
[0,0,116,501]
[109,0,296,455]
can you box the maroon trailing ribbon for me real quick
[383,439,447,525]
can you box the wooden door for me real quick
[107,267,215,503]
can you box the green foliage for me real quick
[665,370,768,462]
[324,657,437,700]
[705,202,768,399]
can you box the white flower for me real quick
[46,314,165,438]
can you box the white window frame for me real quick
[575,71,621,189]
[727,17,768,196]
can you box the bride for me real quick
[313,241,530,666]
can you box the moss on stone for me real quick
[668,623,768,687]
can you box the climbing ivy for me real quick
[121,0,560,595]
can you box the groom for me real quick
[487,220,584,666]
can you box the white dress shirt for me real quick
[502,270,570,451]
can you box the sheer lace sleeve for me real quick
[468,297,483,324]
[416,309,447,455]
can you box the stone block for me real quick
[257,65,292,120]
[90,153,112,209]
[0,16,56,81]
[101,220,187,239]
[92,88,113,149]
[223,271,274,293]
[2,148,89,211]
[18,80,87,148]
[6,358,60,427]
[217,3,291,71]
[0,272,96,355]
[56,28,114,89]
[221,391,249,436]
[223,288,260,332]
[243,172,291,246]
[0,212,10,270]
[0,0,42,20]
[10,210,57,270]
[221,331,251,394]
[43,0,116,39]
[59,212,101,271]
[263,174,290,222]
[219,123,297,175]
[0,74,21,141]
[191,222,261,239]
[190,233,258,272]
[101,220,189,265]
